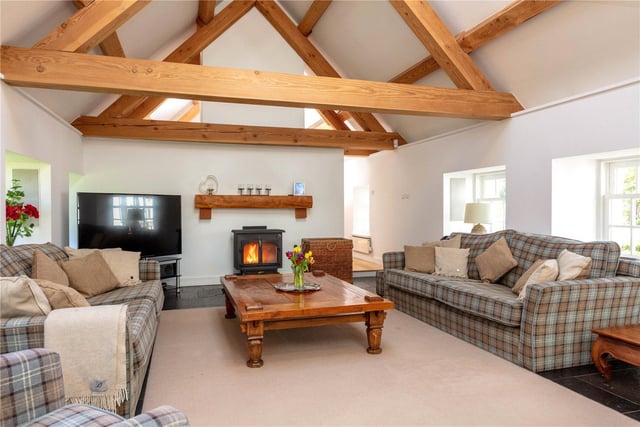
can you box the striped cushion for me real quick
[431,280,523,326]
[384,269,437,299]
[88,281,164,316]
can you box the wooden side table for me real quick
[591,324,640,380]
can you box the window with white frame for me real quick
[444,167,506,234]
[602,158,640,256]
[475,172,506,231]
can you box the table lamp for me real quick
[464,203,491,233]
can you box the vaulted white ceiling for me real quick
[1,0,639,145]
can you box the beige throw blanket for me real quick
[44,304,129,412]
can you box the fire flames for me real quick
[244,242,259,264]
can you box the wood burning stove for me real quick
[232,226,284,274]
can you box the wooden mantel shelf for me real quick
[195,195,313,219]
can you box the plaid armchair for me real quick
[0,348,189,427]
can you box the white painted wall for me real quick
[551,157,599,241]
[357,81,640,261]
[73,139,344,285]
[1,83,83,246]
[201,8,305,128]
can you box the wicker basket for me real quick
[301,238,353,283]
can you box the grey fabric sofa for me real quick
[378,230,640,372]
[0,243,165,418]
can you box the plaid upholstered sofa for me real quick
[1,348,188,426]
[378,230,640,372]
[0,243,165,418]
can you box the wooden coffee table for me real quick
[221,272,394,367]
[591,324,640,380]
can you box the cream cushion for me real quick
[100,250,141,287]
[61,251,120,297]
[557,249,592,281]
[404,245,436,273]
[405,235,463,274]
[0,276,52,318]
[434,247,469,278]
[516,259,559,300]
[34,279,90,309]
[32,249,69,286]
[64,247,139,287]
[475,237,518,283]
[513,259,544,295]
[64,246,122,259]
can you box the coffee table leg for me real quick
[591,337,612,380]
[366,310,386,354]
[223,290,236,319]
[246,320,264,368]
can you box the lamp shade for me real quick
[464,203,491,224]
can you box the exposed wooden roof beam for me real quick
[390,0,493,91]
[99,0,255,119]
[255,0,392,136]
[316,110,349,131]
[72,0,126,57]
[178,101,201,122]
[198,1,217,26]
[390,0,560,84]
[1,46,523,119]
[71,116,398,152]
[298,0,332,36]
[35,0,148,53]
[139,57,203,120]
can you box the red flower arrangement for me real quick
[5,179,39,246]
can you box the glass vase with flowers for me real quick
[5,179,39,246]
[285,245,315,290]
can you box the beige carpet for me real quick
[143,307,635,426]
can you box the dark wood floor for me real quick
[161,280,640,422]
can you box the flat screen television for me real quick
[77,192,182,258]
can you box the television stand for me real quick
[150,256,181,294]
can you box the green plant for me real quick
[5,178,39,246]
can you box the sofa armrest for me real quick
[382,252,405,270]
[0,316,46,354]
[520,276,640,372]
[0,349,66,425]
[617,256,640,278]
[139,259,160,281]
[114,405,189,427]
